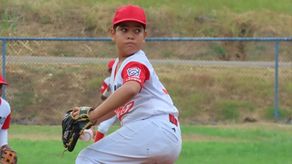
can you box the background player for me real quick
[99,59,115,101]
[94,59,117,142]
[74,4,182,163]
[0,75,17,161]
[80,59,118,142]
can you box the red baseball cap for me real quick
[112,5,146,28]
[107,59,115,70]
[0,75,8,85]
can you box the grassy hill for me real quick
[2,0,292,37]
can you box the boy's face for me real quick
[111,21,147,57]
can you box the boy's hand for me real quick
[62,107,95,152]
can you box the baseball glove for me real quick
[62,106,95,152]
[0,145,17,164]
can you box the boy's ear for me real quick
[110,27,116,41]
[143,31,147,42]
[144,31,148,38]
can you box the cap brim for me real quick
[0,81,8,85]
[113,19,146,27]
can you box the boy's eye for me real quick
[134,29,142,34]
[120,27,127,32]
[116,26,143,34]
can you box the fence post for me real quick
[274,41,280,120]
[1,40,7,99]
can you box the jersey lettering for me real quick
[115,101,134,120]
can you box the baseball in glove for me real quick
[0,145,17,164]
[62,106,95,152]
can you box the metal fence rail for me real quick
[1,36,292,121]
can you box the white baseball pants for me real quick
[76,114,182,164]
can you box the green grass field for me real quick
[8,123,292,164]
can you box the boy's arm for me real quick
[0,129,8,147]
[96,110,116,123]
[89,81,141,124]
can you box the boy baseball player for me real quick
[74,4,182,164]
[0,76,11,148]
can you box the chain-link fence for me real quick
[1,37,292,125]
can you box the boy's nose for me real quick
[127,31,135,39]
[127,34,134,40]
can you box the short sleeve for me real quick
[100,81,109,94]
[121,61,150,87]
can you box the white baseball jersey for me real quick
[110,50,179,125]
[0,98,11,130]
[76,50,182,164]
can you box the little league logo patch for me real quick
[127,67,141,77]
